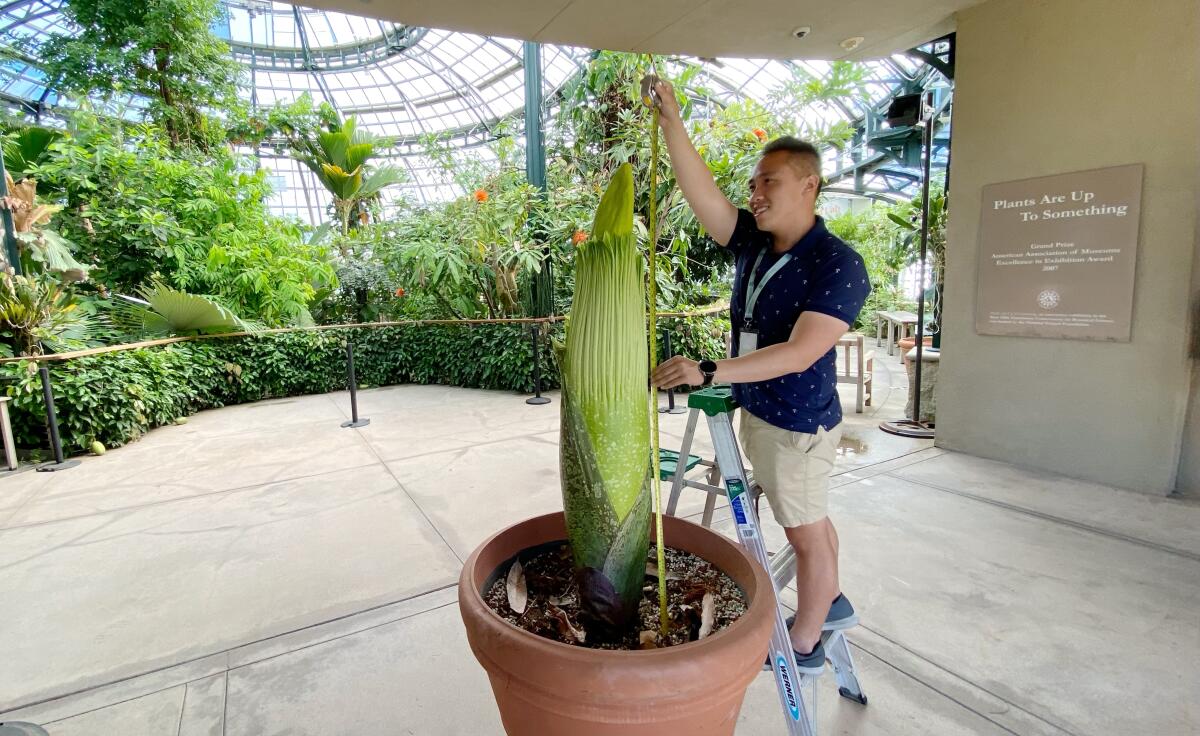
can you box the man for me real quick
[650,80,870,673]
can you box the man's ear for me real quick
[805,174,821,197]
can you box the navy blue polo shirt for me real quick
[727,210,871,433]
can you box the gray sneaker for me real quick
[824,593,858,631]
[764,639,826,676]
[779,595,860,633]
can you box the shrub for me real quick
[3,312,727,454]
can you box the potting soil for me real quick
[483,543,749,650]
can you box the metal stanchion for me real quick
[36,366,79,472]
[340,341,370,428]
[658,330,686,414]
[526,323,551,406]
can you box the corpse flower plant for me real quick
[556,163,652,635]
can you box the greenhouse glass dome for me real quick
[0,0,951,223]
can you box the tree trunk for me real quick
[153,47,179,147]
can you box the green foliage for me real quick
[0,305,726,454]
[389,191,545,320]
[111,280,251,336]
[3,171,90,281]
[290,113,405,235]
[0,320,591,452]
[551,52,868,304]
[0,321,571,451]
[2,126,62,179]
[658,313,731,367]
[226,93,337,149]
[0,272,106,357]
[2,346,230,451]
[307,53,880,325]
[34,0,243,149]
[29,109,336,325]
[886,185,948,290]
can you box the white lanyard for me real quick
[742,248,792,328]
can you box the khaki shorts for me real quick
[738,410,842,528]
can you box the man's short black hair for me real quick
[761,136,823,194]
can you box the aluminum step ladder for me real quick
[660,385,868,734]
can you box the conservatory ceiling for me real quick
[296,0,970,60]
[0,0,951,217]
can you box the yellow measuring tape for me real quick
[642,60,669,636]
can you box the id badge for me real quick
[738,329,759,355]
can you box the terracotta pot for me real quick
[898,335,933,367]
[459,512,775,736]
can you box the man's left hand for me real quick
[652,355,703,389]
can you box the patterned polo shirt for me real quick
[727,209,871,433]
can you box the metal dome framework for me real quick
[0,0,952,222]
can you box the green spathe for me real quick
[558,162,651,635]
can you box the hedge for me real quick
[3,313,729,455]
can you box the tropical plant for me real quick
[225,93,337,149]
[30,108,336,326]
[312,222,407,324]
[557,163,651,636]
[33,0,244,149]
[2,125,62,180]
[887,186,948,289]
[0,271,104,356]
[378,132,550,320]
[290,115,405,235]
[3,172,90,281]
[111,281,252,337]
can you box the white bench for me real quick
[874,310,918,357]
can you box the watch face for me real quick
[699,360,717,374]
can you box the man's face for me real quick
[748,151,819,232]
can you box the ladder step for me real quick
[686,384,738,415]
[657,449,704,480]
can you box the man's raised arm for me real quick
[654,80,739,247]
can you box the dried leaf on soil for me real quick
[551,605,587,643]
[698,593,715,639]
[506,559,528,615]
[639,630,659,649]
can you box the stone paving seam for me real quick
[891,474,1200,562]
[0,460,386,533]
[853,624,1082,736]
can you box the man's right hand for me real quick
[654,79,682,125]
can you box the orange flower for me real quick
[571,230,588,245]
[752,128,767,142]
[474,189,488,203]
[394,287,405,297]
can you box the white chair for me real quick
[836,334,874,413]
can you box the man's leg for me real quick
[828,519,841,597]
[785,518,838,654]
[739,413,843,657]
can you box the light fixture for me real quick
[840,36,865,51]
[791,26,811,40]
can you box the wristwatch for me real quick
[698,360,718,387]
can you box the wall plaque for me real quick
[976,163,1143,340]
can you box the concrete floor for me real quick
[0,355,1198,735]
